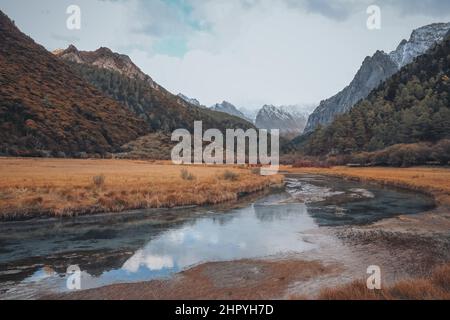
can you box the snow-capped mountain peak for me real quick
[305,22,450,133]
[255,104,312,138]
[389,23,450,68]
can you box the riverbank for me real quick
[53,259,450,300]
[282,166,450,299]
[319,262,450,300]
[52,258,336,300]
[25,168,450,300]
[285,166,450,235]
[0,158,283,221]
[284,166,450,206]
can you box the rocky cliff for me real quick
[304,22,450,133]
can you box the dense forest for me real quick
[295,33,450,161]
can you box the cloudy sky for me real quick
[1,0,450,109]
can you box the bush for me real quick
[292,160,331,168]
[222,170,239,181]
[93,175,106,188]
[385,144,431,167]
[350,142,439,167]
[431,139,450,165]
[180,169,196,181]
[349,152,373,166]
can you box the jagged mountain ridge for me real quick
[54,45,160,90]
[55,46,256,138]
[255,105,309,139]
[210,101,252,122]
[177,93,203,108]
[297,32,450,156]
[389,23,450,68]
[304,22,450,133]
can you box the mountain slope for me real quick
[300,32,450,156]
[305,23,450,133]
[255,105,309,139]
[0,11,146,157]
[55,47,255,135]
[210,101,251,122]
[54,45,160,89]
[177,93,204,108]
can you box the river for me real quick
[0,174,435,299]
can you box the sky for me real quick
[1,0,450,109]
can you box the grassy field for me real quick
[318,262,450,300]
[285,166,450,206]
[0,158,283,220]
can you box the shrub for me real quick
[349,152,373,166]
[292,160,331,168]
[93,175,106,188]
[352,142,434,167]
[431,139,450,165]
[222,170,239,181]
[385,143,431,167]
[180,169,196,181]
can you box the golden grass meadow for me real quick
[2,158,450,301]
[0,158,283,220]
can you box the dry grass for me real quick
[0,158,283,220]
[318,263,450,300]
[284,166,450,206]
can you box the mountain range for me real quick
[0,10,255,158]
[255,105,310,139]
[1,7,448,163]
[208,101,312,138]
[304,22,450,133]
[295,29,450,160]
[54,46,254,131]
[210,101,251,122]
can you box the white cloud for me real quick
[122,250,174,272]
[130,0,450,107]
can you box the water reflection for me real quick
[118,202,315,275]
[0,175,435,298]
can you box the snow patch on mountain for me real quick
[210,101,251,121]
[389,23,450,68]
[256,104,312,138]
[305,22,450,133]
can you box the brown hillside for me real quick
[0,10,147,157]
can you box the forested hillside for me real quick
[63,59,256,134]
[0,11,146,157]
[300,33,450,158]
